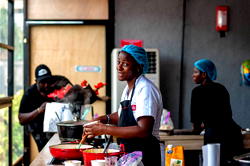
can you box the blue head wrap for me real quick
[194,59,217,80]
[120,45,149,74]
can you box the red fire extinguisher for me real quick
[216,6,229,32]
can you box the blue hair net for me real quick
[121,45,149,74]
[194,59,217,80]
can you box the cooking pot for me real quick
[82,148,121,166]
[57,120,87,142]
[234,153,250,166]
[49,143,93,160]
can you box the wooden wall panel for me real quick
[27,0,108,20]
[30,25,106,117]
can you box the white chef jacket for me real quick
[118,75,163,140]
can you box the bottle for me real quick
[165,144,173,166]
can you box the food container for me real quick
[57,120,87,142]
[49,143,93,160]
[91,160,105,166]
[81,148,121,166]
[64,160,81,166]
[234,153,250,166]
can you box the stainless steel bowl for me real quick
[234,153,250,166]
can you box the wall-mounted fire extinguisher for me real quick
[216,6,229,33]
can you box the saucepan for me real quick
[57,120,87,142]
[49,143,93,160]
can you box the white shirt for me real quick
[118,75,163,140]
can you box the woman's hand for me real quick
[84,122,107,138]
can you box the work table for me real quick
[30,134,60,166]
[160,129,250,150]
[30,131,250,165]
[159,131,203,150]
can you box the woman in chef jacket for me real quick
[84,44,163,166]
[190,59,243,165]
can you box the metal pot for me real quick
[57,120,87,142]
[234,153,250,166]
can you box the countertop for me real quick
[30,131,250,165]
[30,133,61,166]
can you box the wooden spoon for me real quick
[78,134,88,149]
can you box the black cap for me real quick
[35,64,52,82]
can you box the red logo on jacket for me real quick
[131,105,136,111]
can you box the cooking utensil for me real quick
[55,112,61,121]
[57,120,87,142]
[81,104,93,120]
[49,143,93,160]
[83,120,99,127]
[78,134,88,149]
[103,135,113,153]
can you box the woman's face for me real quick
[117,51,139,81]
[192,67,204,84]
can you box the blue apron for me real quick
[118,85,161,166]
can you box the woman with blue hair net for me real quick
[190,59,243,165]
[84,45,163,166]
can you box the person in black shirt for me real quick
[190,59,243,165]
[18,64,55,151]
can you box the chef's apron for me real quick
[118,85,161,166]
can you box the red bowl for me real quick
[49,143,93,160]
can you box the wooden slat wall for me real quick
[26,0,110,163]
[30,25,106,117]
[27,0,109,20]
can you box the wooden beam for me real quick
[13,155,23,166]
[0,97,13,109]
[0,43,14,51]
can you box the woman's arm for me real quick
[84,116,154,139]
[93,112,119,125]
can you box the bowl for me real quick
[64,160,81,166]
[234,153,250,166]
[91,160,105,166]
[49,143,93,160]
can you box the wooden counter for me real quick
[31,132,250,165]
[159,131,250,150]
[159,132,203,150]
[30,133,61,166]
[30,132,204,165]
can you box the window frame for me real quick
[0,0,14,165]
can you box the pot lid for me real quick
[57,120,87,126]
